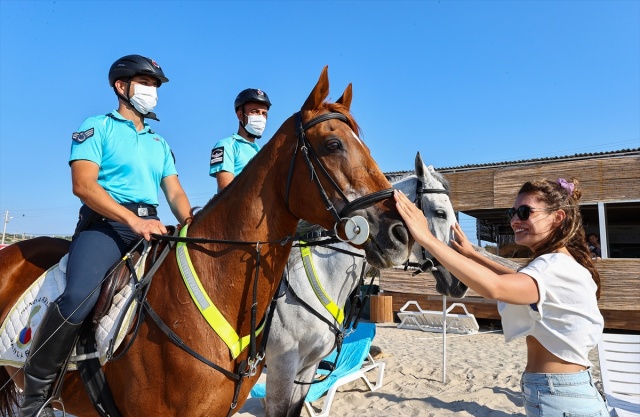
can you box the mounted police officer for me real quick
[19,55,192,417]
[209,88,272,191]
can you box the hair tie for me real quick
[557,178,574,195]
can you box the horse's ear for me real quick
[425,165,439,183]
[302,66,330,111]
[415,152,426,177]
[336,83,352,111]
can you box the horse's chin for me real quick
[363,244,393,269]
[362,237,410,269]
[433,266,469,298]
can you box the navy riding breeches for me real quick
[56,217,153,323]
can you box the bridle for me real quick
[284,111,394,244]
[406,177,451,275]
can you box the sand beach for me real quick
[236,321,604,417]
[46,320,604,417]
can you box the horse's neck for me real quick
[178,132,299,333]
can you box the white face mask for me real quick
[244,114,267,137]
[130,84,158,115]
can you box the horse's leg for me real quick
[0,367,20,417]
[286,363,317,417]
[264,350,302,417]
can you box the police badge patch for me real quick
[210,147,224,165]
[72,128,94,143]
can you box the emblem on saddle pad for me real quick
[15,305,42,349]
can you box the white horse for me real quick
[261,152,468,417]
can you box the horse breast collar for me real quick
[175,224,264,359]
[299,241,345,324]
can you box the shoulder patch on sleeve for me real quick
[210,147,224,166]
[72,128,94,143]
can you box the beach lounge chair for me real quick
[251,322,385,417]
[597,332,640,417]
[396,300,479,335]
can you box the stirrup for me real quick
[33,396,65,417]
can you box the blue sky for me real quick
[0,0,638,241]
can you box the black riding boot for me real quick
[19,303,82,417]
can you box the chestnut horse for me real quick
[0,67,411,417]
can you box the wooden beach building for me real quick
[381,148,640,331]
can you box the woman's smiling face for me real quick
[509,192,560,251]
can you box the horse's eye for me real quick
[326,140,342,151]
[435,210,447,219]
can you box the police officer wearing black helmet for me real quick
[209,88,272,191]
[18,55,191,417]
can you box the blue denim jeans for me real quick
[521,370,609,417]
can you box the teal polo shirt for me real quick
[69,110,178,206]
[209,134,260,178]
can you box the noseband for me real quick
[284,111,394,240]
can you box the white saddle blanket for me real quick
[0,251,146,370]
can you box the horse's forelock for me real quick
[430,170,450,192]
[308,102,361,138]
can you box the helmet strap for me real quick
[238,104,259,139]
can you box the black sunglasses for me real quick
[506,205,552,221]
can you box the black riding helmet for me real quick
[108,55,169,87]
[109,55,167,121]
[234,88,272,111]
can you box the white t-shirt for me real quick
[498,253,604,367]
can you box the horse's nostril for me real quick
[390,222,409,245]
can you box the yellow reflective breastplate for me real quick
[300,242,345,324]
[176,224,263,359]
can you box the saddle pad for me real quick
[0,251,147,370]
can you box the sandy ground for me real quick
[44,321,603,416]
[236,321,603,417]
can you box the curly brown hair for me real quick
[517,178,601,299]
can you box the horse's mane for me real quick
[430,169,451,192]
[285,220,326,266]
[295,220,325,239]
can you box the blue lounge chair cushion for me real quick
[250,322,376,402]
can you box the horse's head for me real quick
[282,67,411,268]
[403,152,469,298]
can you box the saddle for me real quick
[90,226,175,326]
[90,252,141,325]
